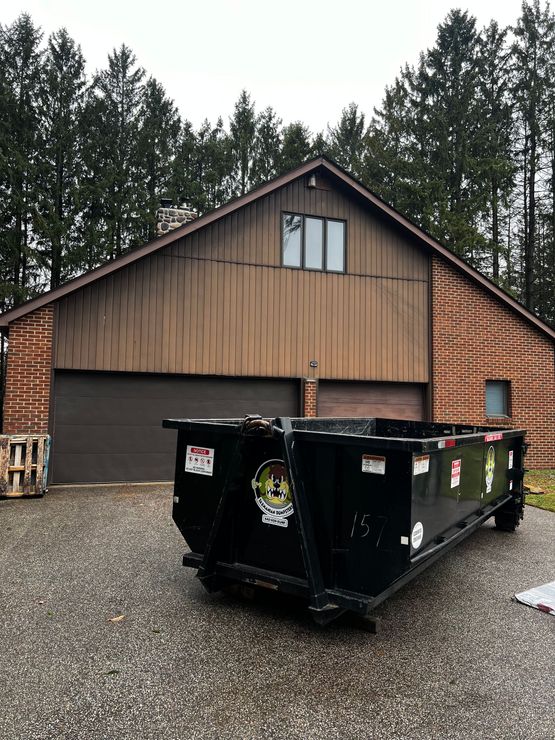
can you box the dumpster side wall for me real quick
[431,256,555,468]
[2,305,54,435]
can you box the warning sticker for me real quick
[362,454,386,475]
[451,459,461,488]
[508,450,514,470]
[413,455,430,476]
[185,445,214,476]
[485,432,503,442]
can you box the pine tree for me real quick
[35,27,86,289]
[541,42,555,324]
[422,10,486,261]
[251,106,282,186]
[364,73,420,218]
[201,117,233,210]
[0,13,43,306]
[327,102,366,176]
[311,131,328,157]
[279,122,312,173]
[136,77,181,241]
[512,0,555,312]
[229,90,256,195]
[170,119,200,211]
[82,45,145,261]
[476,21,515,286]
[79,92,111,269]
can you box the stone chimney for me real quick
[156,199,197,236]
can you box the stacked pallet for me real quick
[0,435,50,497]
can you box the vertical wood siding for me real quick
[55,174,429,382]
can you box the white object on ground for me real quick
[515,581,555,615]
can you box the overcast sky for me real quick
[7,0,526,132]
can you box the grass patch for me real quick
[525,469,555,513]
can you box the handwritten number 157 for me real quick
[350,511,388,548]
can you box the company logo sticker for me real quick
[251,459,293,527]
[485,445,495,494]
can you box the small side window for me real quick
[486,381,510,417]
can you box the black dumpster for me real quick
[163,415,526,624]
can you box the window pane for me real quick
[326,220,345,272]
[305,217,323,269]
[486,381,508,416]
[282,214,302,267]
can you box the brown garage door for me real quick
[52,372,299,484]
[318,381,425,420]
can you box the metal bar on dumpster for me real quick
[275,417,341,621]
[351,493,516,614]
[196,436,242,591]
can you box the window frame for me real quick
[281,212,346,273]
[485,380,511,418]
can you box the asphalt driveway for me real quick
[1,486,554,740]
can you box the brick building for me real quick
[1,157,553,483]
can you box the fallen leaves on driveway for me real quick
[107,614,125,623]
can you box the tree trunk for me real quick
[492,176,499,281]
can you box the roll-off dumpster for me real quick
[163,416,526,624]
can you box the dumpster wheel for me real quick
[494,509,521,532]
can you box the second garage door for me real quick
[52,372,299,484]
[318,381,425,420]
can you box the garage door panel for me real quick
[55,452,178,486]
[52,424,172,455]
[319,381,425,420]
[52,372,299,483]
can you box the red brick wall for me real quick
[303,378,317,417]
[432,256,555,468]
[3,305,54,434]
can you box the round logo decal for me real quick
[485,445,495,494]
[411,521,424,550]
[251,459,293,519]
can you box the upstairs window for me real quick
[282,213,345,272]
[486,381,510,417]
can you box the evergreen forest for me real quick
[1,2,554,328]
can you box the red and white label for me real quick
[362,454,386,475]
[185,445,214,476]
[413,455,430,476]
[438,439,456,449]
[485,433,503,442]
[451,459,461,488]
[508,450,513,470]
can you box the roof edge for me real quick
[321,159,555,343]
[1,155,553,343]
[0,157,327,327]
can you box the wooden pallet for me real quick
[0,435,50,497]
